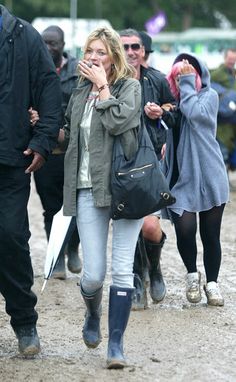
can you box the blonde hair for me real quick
[81,27,135,84]
[166,61,202,100]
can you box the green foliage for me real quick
[2,0,70,21]
[2,0,236,30]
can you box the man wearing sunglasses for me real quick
[119,28,175,310]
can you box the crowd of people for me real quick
[0,2,232,370]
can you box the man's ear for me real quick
[141,46,145,58]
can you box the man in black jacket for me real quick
[120,29,175,309]
[34,25,81,280]
[0,5,61,356]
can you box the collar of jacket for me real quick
[0,5,19,35]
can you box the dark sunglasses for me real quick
[123,43,141,51]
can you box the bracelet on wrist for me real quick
[98,83,109,93]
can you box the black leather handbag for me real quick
[110,123,176,220]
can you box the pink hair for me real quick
[166,61,202,100]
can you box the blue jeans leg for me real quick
[76,189,143,292]
[77,190,110,294]
[111,218,143,288]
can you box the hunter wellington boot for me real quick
[145,232,167,303]
[132,232,149,310]
[81,286,103,348]
[67,230,82,274]
[107,286,133,369]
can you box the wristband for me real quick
[98,83,109,93]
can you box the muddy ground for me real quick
[0,173,236,382]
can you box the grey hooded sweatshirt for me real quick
[163,53,229,218]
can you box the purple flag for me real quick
[145,11,167,36]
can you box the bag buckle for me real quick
[117,203,125,211]
[161,192,170,200]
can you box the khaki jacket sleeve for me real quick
[95,78,141,136]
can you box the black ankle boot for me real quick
[14,325,41,357]
[81,286,103,348]
[132,232,149,310]
[145,232,166,303]
[107,286,133,369]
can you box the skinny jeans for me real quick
[76,189,143,294]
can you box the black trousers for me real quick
[0,164,38,329]
[34,153,79,247]
[34,153,65,239]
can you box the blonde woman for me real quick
[63,27,142,368]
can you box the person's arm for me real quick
[179,66,218,126]
[29,107,65,143]
[95,79,142,136]
[143,70,177,129]
[26,27,62,160]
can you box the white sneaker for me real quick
[186,271,201,303]
[204,281,224,306]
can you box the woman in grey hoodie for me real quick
[163,53,229,306]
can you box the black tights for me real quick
[171,205,225,282]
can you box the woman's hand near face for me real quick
[179,59,195,75]
[78,60,108,89]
